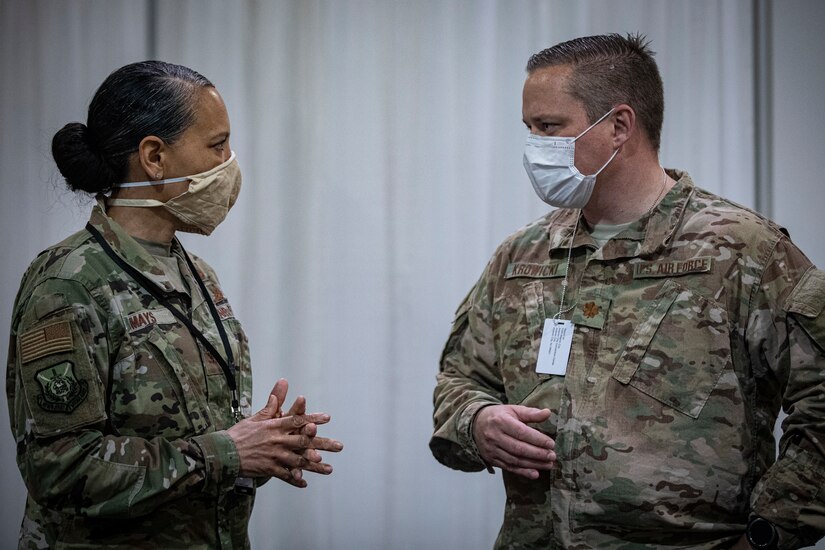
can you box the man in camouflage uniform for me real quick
[7,200,256,548]
[430,34,825,549]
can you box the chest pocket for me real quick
[194,304,239,377]
[611,279,730,418]
[499,281,564,436]
[110,317,207,438]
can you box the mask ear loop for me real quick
[573,107,616,141]
[592,147,620,176]
[113,176,189,189]
[572,107,619,177]
[110,151,237,189]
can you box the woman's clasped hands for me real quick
[227,378,343,488]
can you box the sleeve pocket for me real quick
[611,279,730,419]
[18,309,106,437]
[786,268,825,348]
[439,289,474,367]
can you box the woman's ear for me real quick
[137,135,167,180]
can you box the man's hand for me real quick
[226,380,343,487]
[729,535,752,549]
[473,405,555,479]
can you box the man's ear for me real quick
[610,104,636,149]
[137,136,167,181]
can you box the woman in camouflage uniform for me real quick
[6,61,342,549]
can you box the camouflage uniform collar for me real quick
[635,168,692,257]
[547,169,693,260]
[88,200,185,294]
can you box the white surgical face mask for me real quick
[523,108,618,208]
[108,151,242,235]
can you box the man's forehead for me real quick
[526,64,573,86]
[523,65,581,115]
[526,66,573,95]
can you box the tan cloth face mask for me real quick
[108,151,242,235]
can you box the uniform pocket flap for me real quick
[612,281,678,384]
[787,268,825,318]
[439,288,475,368]
[786,268,825,349]
[611,280,730,418]
[18,310,106,437]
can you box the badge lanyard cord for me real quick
[552,168,667,324]
[86,223,241,422]
[553,211,580,323]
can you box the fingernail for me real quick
[334,442,343,450]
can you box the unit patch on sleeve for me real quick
[18,313,106,435]
[35,361,88,413]
[19,321,74,364]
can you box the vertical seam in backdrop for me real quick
[754,0,773,218]
[147,0,158,60]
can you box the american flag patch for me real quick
[20,321,74,364]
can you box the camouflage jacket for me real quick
[431,171,825,549]
[6,202,255,549]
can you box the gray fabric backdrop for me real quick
[1,1,823,548]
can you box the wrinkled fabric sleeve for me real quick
[430,261,507,472]
[746,240,825,549]
[7,277,240,519]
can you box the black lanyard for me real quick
[86,223,241,421]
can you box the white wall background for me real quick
[1,1,823,548]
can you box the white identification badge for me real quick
[536,319,574,375]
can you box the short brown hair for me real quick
[526,33,664,151]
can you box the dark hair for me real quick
[52,60,213,193]
[526,33,664,151]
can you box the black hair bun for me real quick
[51,122,116,193]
